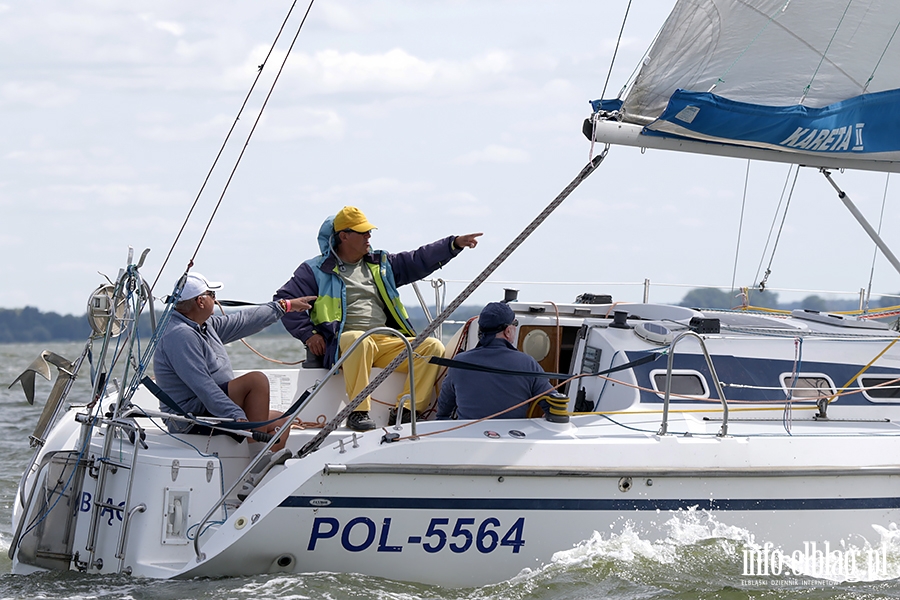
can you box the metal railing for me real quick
[658,331,730,437]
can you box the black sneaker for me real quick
[347,411,376,431]
[388,407,423,425]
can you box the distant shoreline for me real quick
[3,291,889,343]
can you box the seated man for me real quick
[154,272,314,451]
[436,302,552,420]
[276,206,482,431]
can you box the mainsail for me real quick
[588,0,900,172]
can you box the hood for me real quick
[317,215,336,256]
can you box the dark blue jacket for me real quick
[275,216,461,368]
[437,336,553,420]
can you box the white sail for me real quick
[589,0,900,171]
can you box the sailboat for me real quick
[9,0,900,587]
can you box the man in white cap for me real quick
[275,206,482,431]
[154,272,314,451]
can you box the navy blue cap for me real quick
[478,302,516,335]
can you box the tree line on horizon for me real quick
[2,290,898,343]
[677,288,900,312]
[0,304,484,344]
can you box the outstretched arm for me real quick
[389,233,484,287]
[275,263,319,342]
[453,232,483,249]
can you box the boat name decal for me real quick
[309,498,332,507]
[307,516,526,554]
[80,491,125,526]
[780,123,864,152]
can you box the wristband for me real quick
[286,299,292,312]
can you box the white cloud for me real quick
[154,20,185,37]
[454,144,530,165]
[257,107,346,142]
[226,47,519,96]
[316,3,368,32]
[0,81,76,108]
[438,192,490,217]
[39,183,189,210]
[138,113,235,142]
[308,177,435,206]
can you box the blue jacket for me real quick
[275,216,461,368]
[436,336,553,420]
[153,303,285,432]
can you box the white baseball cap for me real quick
[181,272,224,301]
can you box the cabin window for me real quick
[650,370,709,399]
[859,376,900,402]
[780,374,835,399]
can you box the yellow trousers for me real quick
[339,331,444,412]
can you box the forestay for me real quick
[589,0,900,171]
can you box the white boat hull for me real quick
[176,417,900,586]
[11,300,900,586]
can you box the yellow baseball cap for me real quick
[333,206,377,233]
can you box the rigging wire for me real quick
[864,173,891,313]
[799,0,853,104]
[599,0,633,102]
[863,20,900,92]
[754,164,795,287]
[151,0,315,292]
[730,160,751,296]
[756,165,800,292]
[590,0,632,161]
[190,0,317,264]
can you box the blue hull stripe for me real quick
[280,496,900,511]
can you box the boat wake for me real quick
[508,508,753,583]
[501,509,900,594]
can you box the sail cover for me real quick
[589,0,900,171]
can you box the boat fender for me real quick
[381,432,400,444]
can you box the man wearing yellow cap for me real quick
[275,206,481,431]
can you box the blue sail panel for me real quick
[645,89,900,160]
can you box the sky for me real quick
[3,0,900,317]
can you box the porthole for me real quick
[859,375,900,402]
[522,329,551,362]
[780,374,835,400]
[650,370,709,399]
[634,321,674,345]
